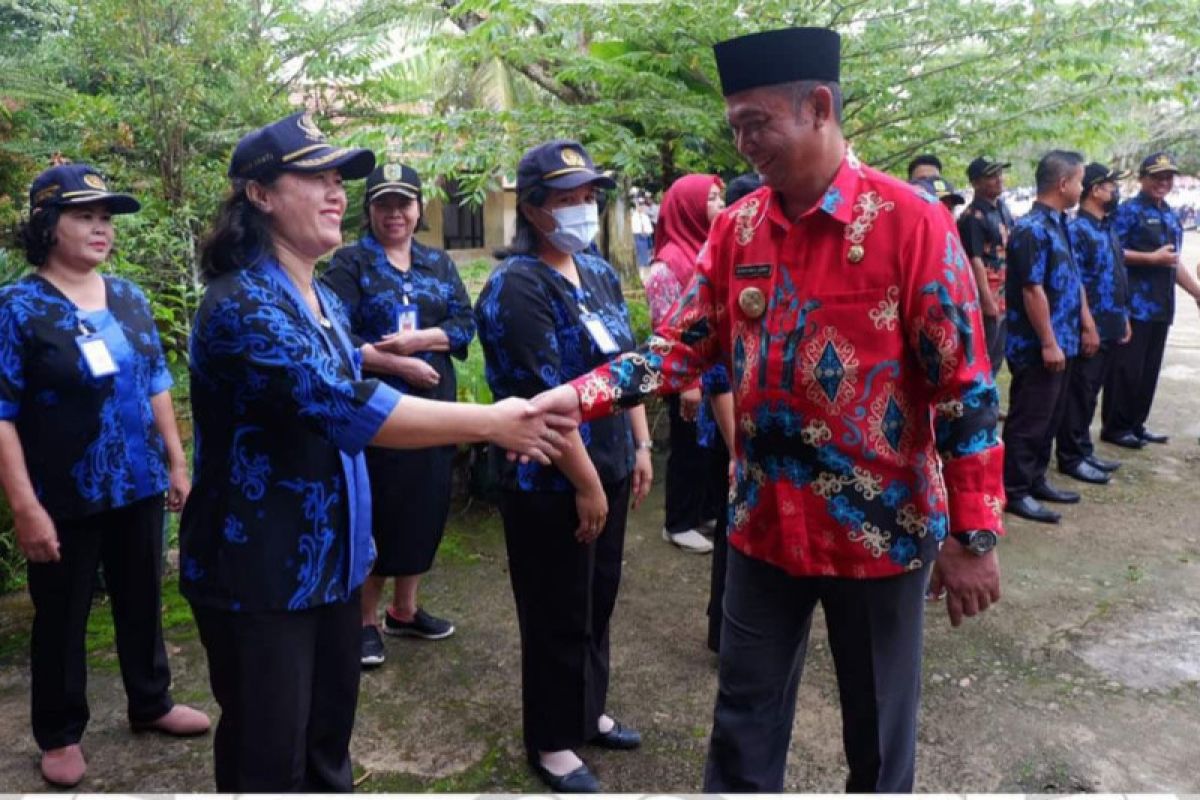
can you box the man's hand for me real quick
[1153,244,1179,267]
[928,538,1001,627]
[14,502,60,562]
[488,398,572,465]
[1081,324,1100,358]
[530,384,583,425]
[1041,340,1066,372]
[679,387,702,422]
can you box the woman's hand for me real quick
[680,387,702,421]
[395,357,440,389]
[166,464,191,513]
[14,502,60,562]
[374,330,426,356]
[575,484,609,544]
[631,449,653,509]
[488,398,571,464]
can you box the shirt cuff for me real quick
[570,370,617,422]
[943,456,1006,536]
[149,369,174,396]
[0,399,18,420]
[332,381,402,455]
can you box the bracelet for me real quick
[636,440,653,452]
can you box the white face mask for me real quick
[546,202,599,253]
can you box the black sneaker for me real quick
[382,608,455,640]
[361,625,385,667]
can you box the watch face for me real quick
[969,530,998,554]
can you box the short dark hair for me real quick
[1035,150,1085,195]
[907,154,942,179]
[509,185,551,254]
[16,206,63,267]
[775,80,843,125]
[198,175,280,283]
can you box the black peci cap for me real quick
[713,27,840,97]
[966,156,1011,182]
[228,111,375,181]
[28,163,140,215]
[1083,162,1130,190]
[1139,152,1179,177]
[516,139,616,195]
[366,163,422,203]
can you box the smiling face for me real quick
[368,192,421,248]
[725,85,818,193]
[49,203,114,271]
[706,182,726,222]
[252,170,347,260]
[1141,171,1175,203]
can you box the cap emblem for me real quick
[383,163,403,181]
[83,174,107,191]
[297,112,325,142]
[560,148,586,168]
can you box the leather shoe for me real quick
[590,720,641,750]
[131,704,211,736]
[529,757,600,793]
[1085,455,1120,472]
[1138,429,1169,444]
[1060,462,1110,485]
[1100,431,1145,450]
[1032,480,1080,504]
[1005,496,1061,524]
[41,744,86,787]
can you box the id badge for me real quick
[397,305,419,333]
[76,334,119,378]
[581,312,620,355]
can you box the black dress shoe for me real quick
[1085,455,1120,472]
[1138,429,1169,444]
[529,758,600,793]
[589,720,642,750]
[1032,480,1080,504]
[1005,496,1061,524]
[1100,431,1144,450]
[1060,462,1110,485]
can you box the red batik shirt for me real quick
[571,153,1005,579]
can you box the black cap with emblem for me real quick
[228,111,375,181]
[366,163,422,203]
[28,163,140,215]
[1139,151,1179,177]
[516,139,616,195]
[713,27,840,97]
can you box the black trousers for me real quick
[192,593,361,792]
[704,549,929,792]
[1003,359,1073,498]
[705,442,731,653]
[665,395,709,533]
[27,495,173,751]
[1102,319,1170,437]
[500,478,630,753]
[984,315,1006,379]
[1057,344,1118,470]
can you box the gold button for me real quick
[847,245,865,263]
[738,287,767,318]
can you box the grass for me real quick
[356,737,528,793]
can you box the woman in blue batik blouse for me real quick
[182,112,570,792]
[474,139,653,793]
[0,164,210,788]
[323,163,474,665]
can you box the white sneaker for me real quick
[662,527,714,553]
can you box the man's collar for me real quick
[765,153,862,228]
[1077,208,1105,225]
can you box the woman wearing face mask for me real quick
[183,113,570,791]
[474,139,653,793]
[641,174,725,554]
[0,164,210,788]
[323,163,475,667]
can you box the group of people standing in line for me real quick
[0,19,1186,797]
[901,149,1195,526]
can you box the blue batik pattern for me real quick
[1113,194,1183,323]
[1069,212,1129,342]
[1004,202,1083,369]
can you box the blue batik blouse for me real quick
[474,252,636,492]
[0,274,172,520]
[1005,202,1083,370]
[181,259,401,612]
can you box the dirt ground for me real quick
[0,238,1198,794]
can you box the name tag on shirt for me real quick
[397,305,419,333]
[581,312,620,355]
[77,334,119,378]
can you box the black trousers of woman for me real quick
[26,495,173,751]
[500,478,631,754]
[191,591,361,791]
[665,395,709,533]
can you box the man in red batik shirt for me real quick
[534,26,1003,793]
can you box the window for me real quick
[442,181,485,250]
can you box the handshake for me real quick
[489,384,585,465]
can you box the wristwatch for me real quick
[635,440,653,452]
[950,529,998,555]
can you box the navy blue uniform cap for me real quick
[516,139,616,194]
[966,156,1010,182]
[1083,162,1130,190]
[1139,152,1179,176]
[713,27,840,97]
[29,163,140,214]
[366,163,422,202]
[229,111,375,181]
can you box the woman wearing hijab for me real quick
[641,174,725,554]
